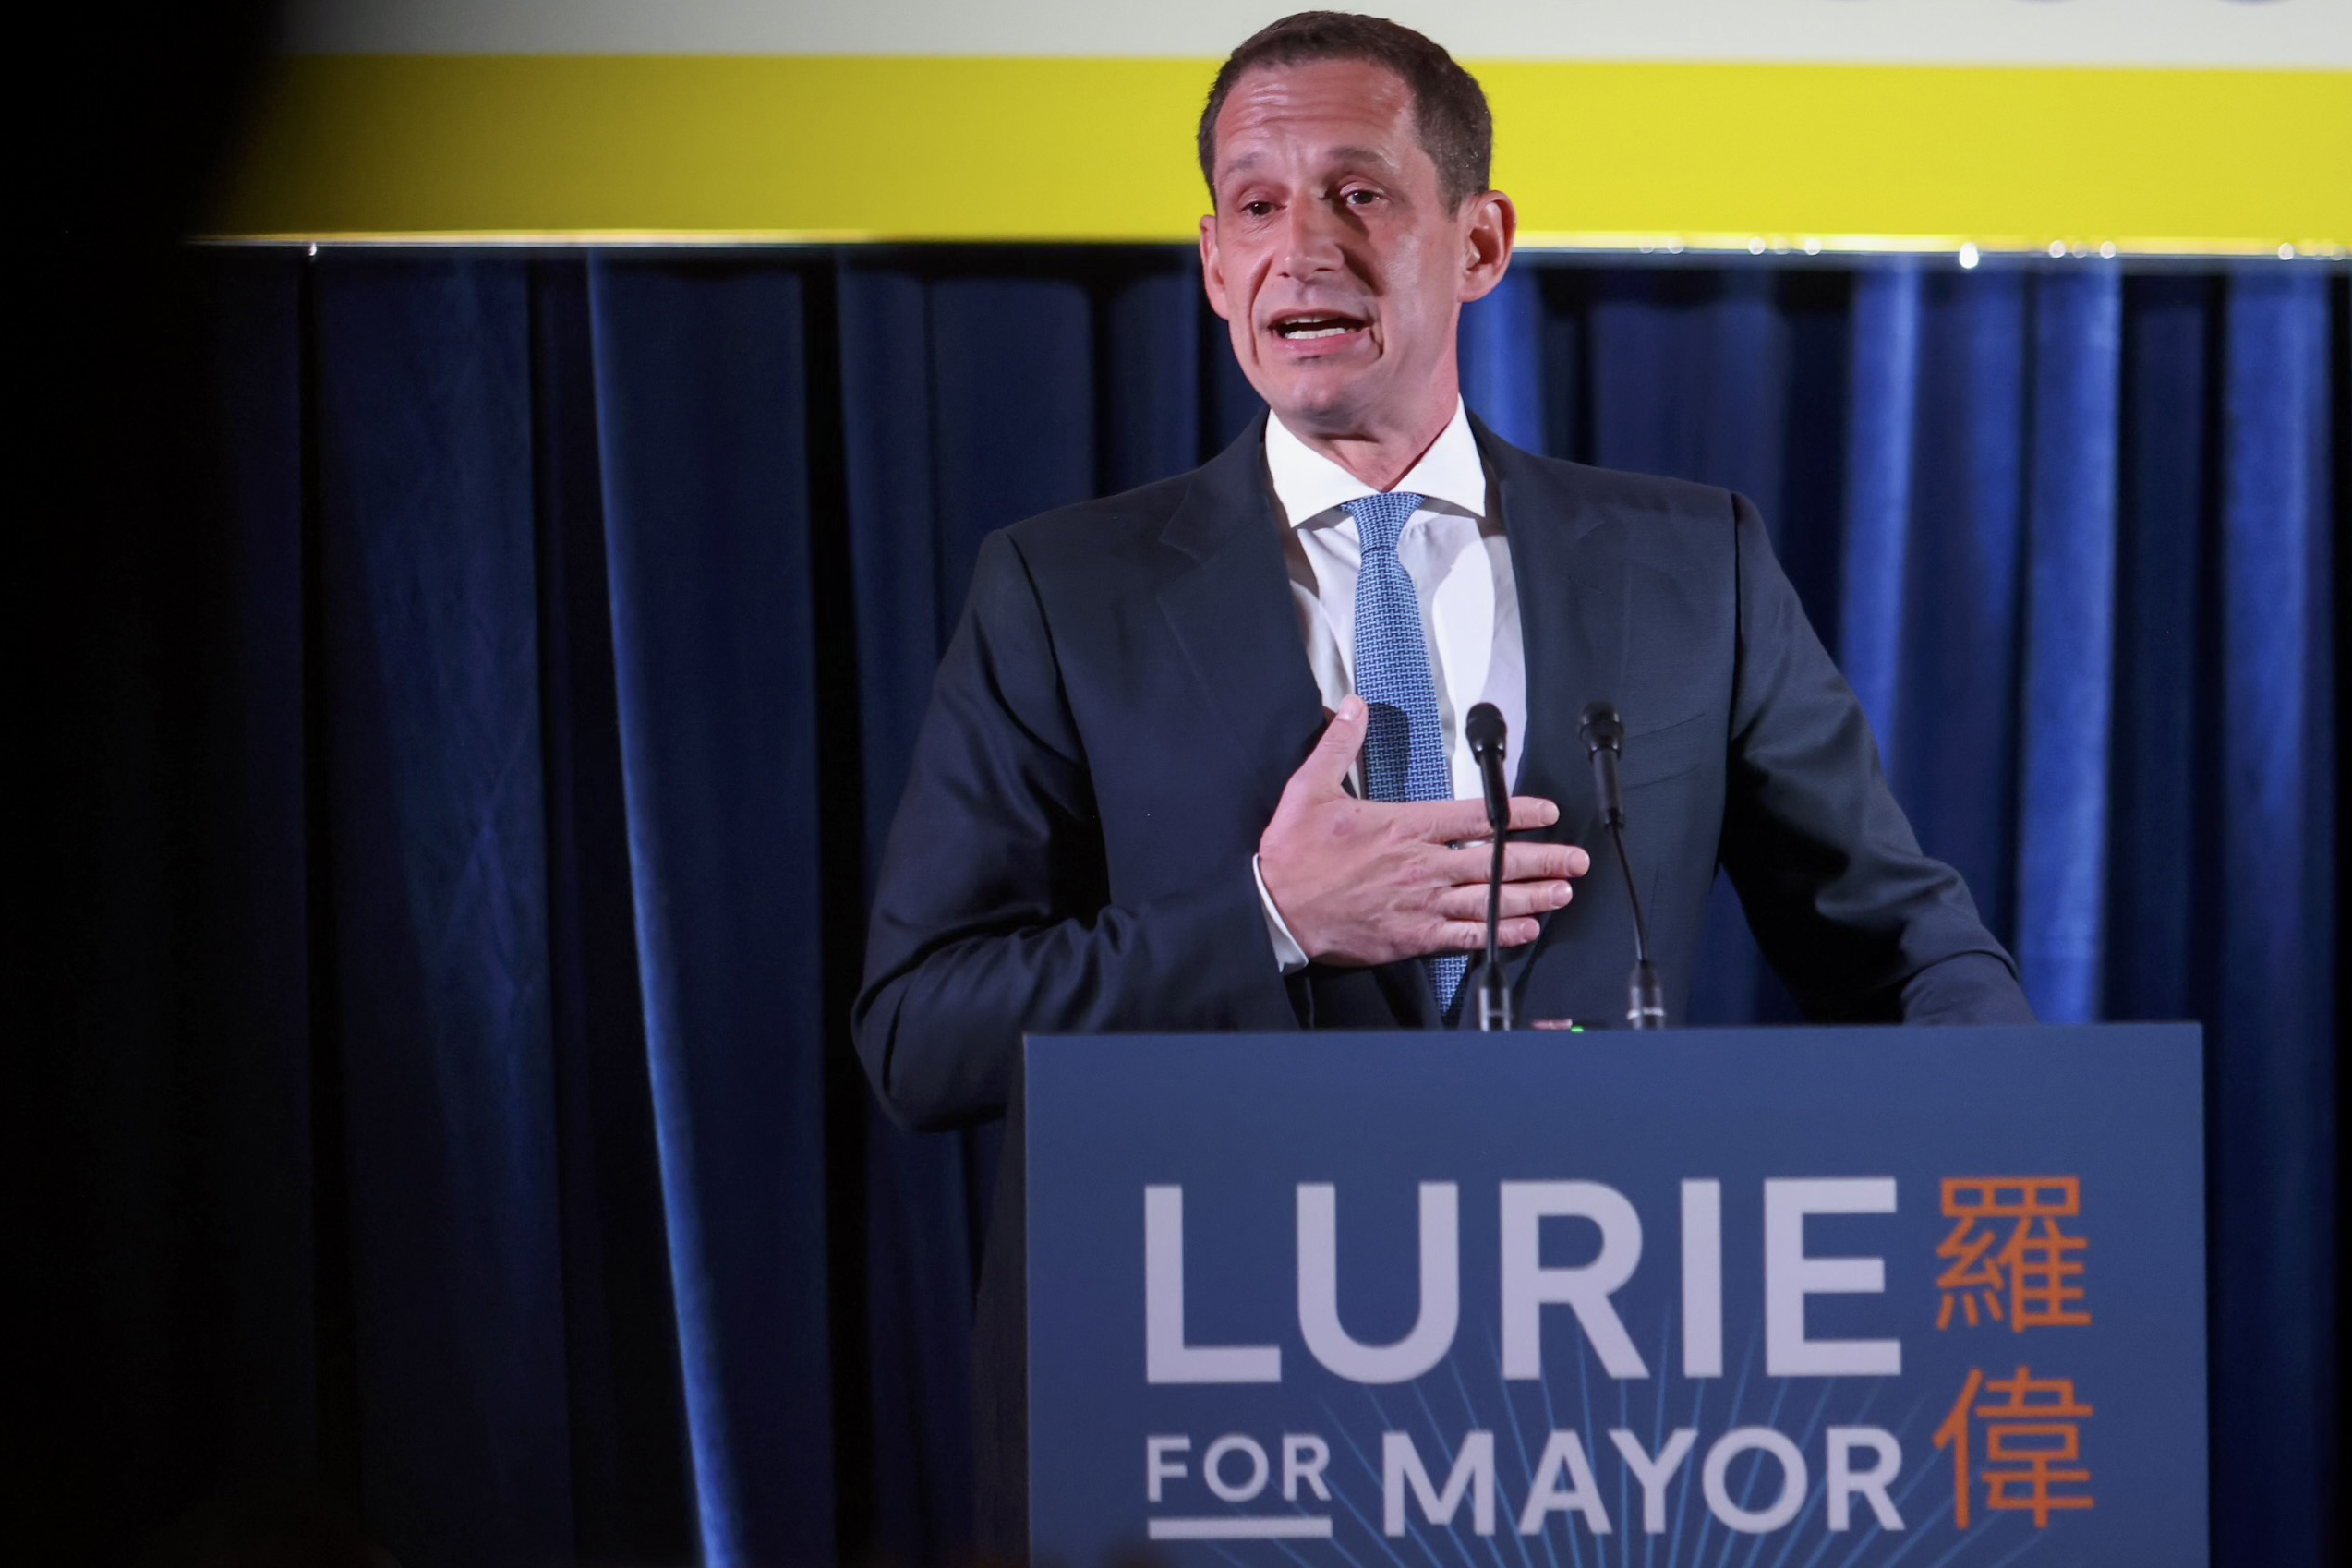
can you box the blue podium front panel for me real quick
[1026,1025,2206,1567]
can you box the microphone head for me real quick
[1465,701,1507,760]
[1579,701,1624,754]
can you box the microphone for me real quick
[1465,702,1513,1031]
[1579,702,1665,1029]
[1465,702,1509,833]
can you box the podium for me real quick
[1025,1025,2207,1565]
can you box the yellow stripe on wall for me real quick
[212,55,2350,254]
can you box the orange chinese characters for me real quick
[1936,1176,2091,1331]
[1934,1366,2096,1528]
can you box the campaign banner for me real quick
[1026,1025,2206,1565]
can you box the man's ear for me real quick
[1200,212,1234,321]
[1458,189,1518,305]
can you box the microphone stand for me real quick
[1610,824,1665,1029]
[1466,703,1513,1031]
[1478,826,1512,1031]
[1581,702,1666,1030]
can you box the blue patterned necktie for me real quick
[1345,491,1467,1016]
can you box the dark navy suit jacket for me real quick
[852,413,2031,1548]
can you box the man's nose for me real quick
[1278,196,1348,278]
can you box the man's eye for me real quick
[1242,200,1275,218]
[1344,189,1381,207]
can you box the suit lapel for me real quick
[1475,417,1633,983]
[1155,415,1329,826]
[1156,416,1441,1029]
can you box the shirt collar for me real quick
[1262,399,1486,529]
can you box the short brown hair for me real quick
[1198,11,1493,211]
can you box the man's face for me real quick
[1200,58,1512,442]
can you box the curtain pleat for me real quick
[2211,267,2335,1568]
[2016,268,2122,1020]
[306,259,575,1567]
[1104,265,1208,493]
[1904,271,2032,947]
[88,249,2335,1568]
[1458,268,1544,452]
[2108,278,2212,1025]
[585,259,839,1568]
[528,258,697,1562]
[1838,264,1922,766]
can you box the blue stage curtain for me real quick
[52,249,2338,1567]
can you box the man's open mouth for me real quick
[1271,312,1366,341]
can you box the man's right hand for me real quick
[1257,695,1590,969]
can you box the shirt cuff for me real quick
[1252,853,1311,974]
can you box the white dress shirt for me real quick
[1252,400,1527,971]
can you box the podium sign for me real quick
[1027,1025,2206,1565]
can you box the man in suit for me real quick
[853,10,2032,1548]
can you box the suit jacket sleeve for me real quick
[1722,493,2035,1024]
[852,531,1298,1131]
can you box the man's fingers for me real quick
[1288,694,1367,801]
[1435,880,1574,922]
[1410,797,1496,844]
[1432,917,1543,951]
[1503,795,1562,833]
[1414,792,1560,844]
[1502,841,1590,881]
[1429,840,1589,887]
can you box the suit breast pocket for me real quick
[1618,711,1719,791]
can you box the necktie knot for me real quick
[1345,491,1426,554]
